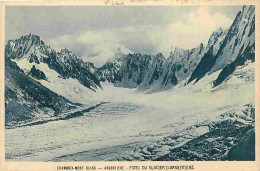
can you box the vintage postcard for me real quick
[0,0,259,171]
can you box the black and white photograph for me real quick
[3,3,256,164]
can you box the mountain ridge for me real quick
[5,5,255,94]
[5,34,102,91]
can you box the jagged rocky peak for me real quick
[210,5,255,73]
[168,43,204,64]
[206,28,224,48]
[6,33,42,52]
[165,43,205,83]
[173,46,189,56]
[56,48,78,63]
[226,5,254,43]
[156,52,164,58]
[245,6,255,20]
[59,48,73,55]
[18,33,42,45]
[168,46,189,64]
[154,53,165,62]
[191,43,204,55]
[199,43,204,51]
[241,5,255,22]
[188,5,255,85]
[5,33,52,61]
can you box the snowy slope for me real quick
[5,57,74,125]
[13,58,99,104]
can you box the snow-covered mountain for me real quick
[188,5,255,84]
[96,53,153,88]
[5,34,102,91]
[168,43,205,82]
[96,40,206,91]
[5,34,106,126]
[137,43,206,91]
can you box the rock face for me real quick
[5,34,101,91]
[227,127,255,161]
[115,53,154,88]
[167,44,205,83]
[188,5,255,84]
[155,123,254,161]
[5,56,74,125]
[28,65,47,80]
[96,53,154,88]
[137,53,176,90]
[213,42,255,87]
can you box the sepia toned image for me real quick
[3,2,256,165]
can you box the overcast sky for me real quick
[6,6,242,66]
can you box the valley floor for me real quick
[5,63,255,161]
